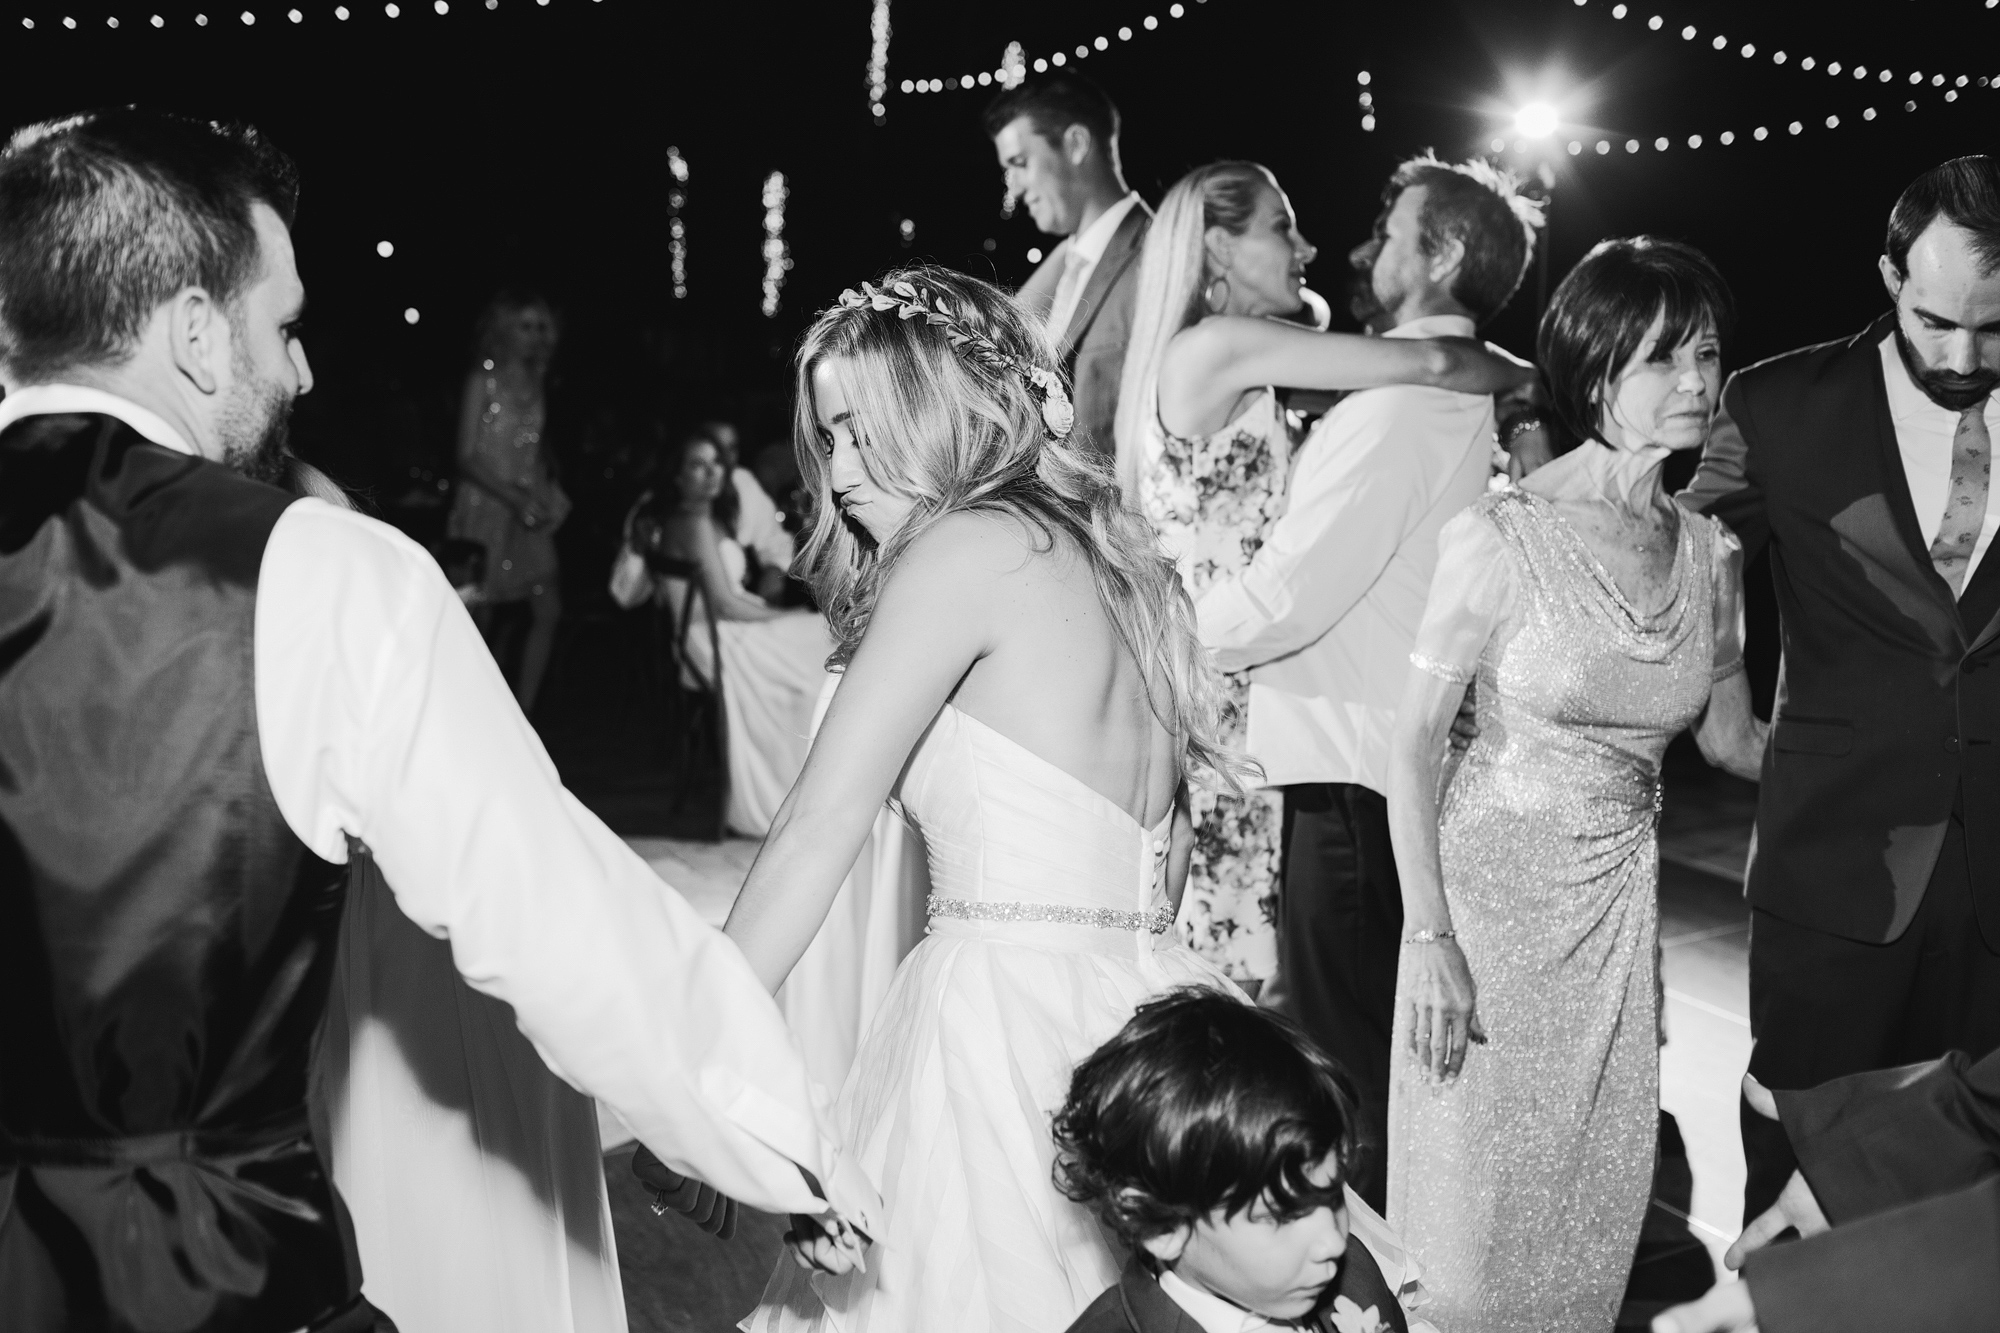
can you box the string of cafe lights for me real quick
[1495,94,1965,164]
[866,0,891,121]
[665,146,689,302]
[1570,0,2000,101]
[14,0,602,29]
[760,171,790,319]
[898,0,1208,97]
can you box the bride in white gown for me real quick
[725,268,1252,1333]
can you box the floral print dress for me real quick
[1140,387,1290,982]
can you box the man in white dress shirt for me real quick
[988,72,1151,460]
[0,109,870,1332]
[1195,156,1541,1210]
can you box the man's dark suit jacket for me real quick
[1062,1239,1408,1333]
[1016,200,1152,462]
[1682,312,2000,947]
[1743,1048,2000,1332]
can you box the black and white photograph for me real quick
[2,2,1997,1332]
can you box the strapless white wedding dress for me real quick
[745,705,1238,1333]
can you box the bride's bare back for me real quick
[724,507,1185,993]
[940,512,1181,830]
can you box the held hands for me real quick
[1405,936,1486,1084]
[1651,1280,1757,1333]
[783,1164,874,1278]
[1723,1073,1830,1268]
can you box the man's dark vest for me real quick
[0,414,362,1331]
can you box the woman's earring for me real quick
[1204,274,1232,315]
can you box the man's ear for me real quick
[1062,122,1096,168]
[1878,253,1905,307]
[1139,1223,1193,1266]
[1427,235,1467,289]
[168,285,229,397]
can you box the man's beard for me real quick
[1895,327,2000,412]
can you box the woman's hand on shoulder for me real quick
[1429,337,1536,397]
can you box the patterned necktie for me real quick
[1047,247,1089,340]
[1929,404,1993,598]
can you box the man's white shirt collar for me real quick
[1383,313,1477,341]
[0,383,197,455]
[1067,190,1142,265]
[1158,1270,1275,1333]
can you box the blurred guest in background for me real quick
[626,430,831,837]
[699,416,794,600]
[988,72,1148,460]
[1385,237,1764,1330]
[1114,159,1532,995]
[449,290,568,714]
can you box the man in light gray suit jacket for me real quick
[987,73,1150,461]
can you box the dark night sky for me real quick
[1,0,1992,498]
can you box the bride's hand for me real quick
[1406,937,1485,1084]
[784,1210,869,1277]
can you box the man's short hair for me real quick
[1886,155,2000,279]
[0,107,299,382]
[1051,988,1360,1250]
[981,73,1120,152]
[1538,235,1734,449]
[1385,153,1544,325]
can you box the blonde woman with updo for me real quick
[727,266,1248,1333]
[1113,161,1533,990]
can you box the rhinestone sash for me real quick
[925,894,1176,935]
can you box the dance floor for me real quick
[591,741,1757,1331]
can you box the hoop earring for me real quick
[1204,274,1231,315]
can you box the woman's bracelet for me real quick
[1404,928,1458,946]
[1502,415,1546,446]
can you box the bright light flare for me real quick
[1514,102,1560,138]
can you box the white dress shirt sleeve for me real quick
[733,467,796,573]
[254,499,857,1220]
[1197,389,1453,673]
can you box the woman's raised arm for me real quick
[723,514,1004,991]
[1159,316,1534,435]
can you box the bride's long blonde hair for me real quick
[1112,161,1275,498]
[793,264,1253,792]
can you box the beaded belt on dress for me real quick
[926,894,1176,935]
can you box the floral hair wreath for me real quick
[836,280,1076,440]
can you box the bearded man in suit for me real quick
[987,72,1149,461]
[1681,155,2000,1223]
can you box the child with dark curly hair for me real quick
[1053,989,1436,1333]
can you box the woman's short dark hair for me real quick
[1538,236,1735,448]
[1886,156,2000,279]
[1385,154,1544,326]
[0,107,298,382]
[981,73,1120,152]
[1051,988,1360,1249]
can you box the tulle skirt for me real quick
[744,928,1238,1333]
[687,611,831,838]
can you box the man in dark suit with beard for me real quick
[987,73,1150,461]
[1681,156,2000,1222]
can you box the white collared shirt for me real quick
[1047,190,1142,339]
[0,385,871,1227]
[1194,315,1496,793]
[1158,1270,1274,1333]
[1877,332,2000,588]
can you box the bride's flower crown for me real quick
[835,280,1076,440]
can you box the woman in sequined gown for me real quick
[1383,239,1767,1332]
[1115,161,1533,984]
[449,291,569,713]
